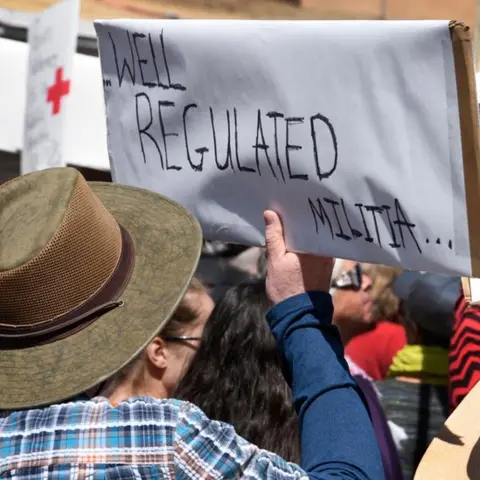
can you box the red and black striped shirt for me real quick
[449,294,480,411]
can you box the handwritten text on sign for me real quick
[22,0,79,174]
[95,20,470,276]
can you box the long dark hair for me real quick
[175,280,300,463]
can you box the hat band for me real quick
[0,225,135,349]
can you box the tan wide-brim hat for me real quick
[0,167,202,409]
[414,381,480,479]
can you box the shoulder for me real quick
[0,397,186,433]
[174,402,308,480]
[375,321,403,333]
[1,399,308,480]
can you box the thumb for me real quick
[264,210,286,260]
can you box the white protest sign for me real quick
[21,0,80,174]
[95,20,480,277]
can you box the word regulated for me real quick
[107,29,339,183]
[136,94,338,183]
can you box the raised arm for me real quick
[264,210,384,480]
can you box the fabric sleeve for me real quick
[267,292,385,480]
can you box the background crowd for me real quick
[193,241,474,479]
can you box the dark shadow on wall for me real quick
[0,150,112,184]
[0,150,20,184]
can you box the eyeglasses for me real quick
[162,335,202,344]
[331,264,363,291]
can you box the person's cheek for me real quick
[180,349,196,378]
[343,294,355,318]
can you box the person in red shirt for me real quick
[346,322,407,381]
[345,264,407,381]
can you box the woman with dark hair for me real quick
[177,279,403,478]
[175,280,301,463]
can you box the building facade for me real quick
[300,0,475,30]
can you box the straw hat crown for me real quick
[0,167,202,409]
[0,168,123,327]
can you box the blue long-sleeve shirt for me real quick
[0,292,384,479]
[268,291,385,479]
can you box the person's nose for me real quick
[361,274,372,291]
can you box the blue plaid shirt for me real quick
[0,396,307,479]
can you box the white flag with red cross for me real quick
[21,0,80,174]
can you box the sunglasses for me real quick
[331,264,363,291]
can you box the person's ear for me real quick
[146,337,168,370]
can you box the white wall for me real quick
[0,37,110,171]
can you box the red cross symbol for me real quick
[46,67,71,115]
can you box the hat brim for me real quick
[0,182,202,409]
[414,381,480,479]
